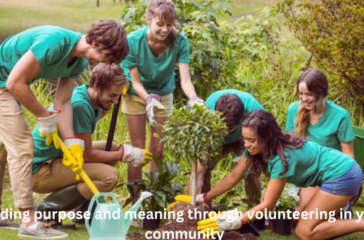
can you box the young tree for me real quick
[159,105,227,206]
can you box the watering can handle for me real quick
[58,136,100,195]
[85,194,98,233]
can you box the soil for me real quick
[127,203,257,240]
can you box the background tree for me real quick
[277,0,364,108]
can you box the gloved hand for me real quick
[37,110,61,149]
[119,144,152,167]
[145,94,165,127]
[62,138,84,181]
[187,95,206,107]
[197,210,243,237]
[167,194,210,211]
[123,82,130,95]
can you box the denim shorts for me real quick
[320,163,363,197]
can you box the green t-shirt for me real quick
[0,25,87,86]
[206,89,264,144]
[243,141,356,187]
[285,100,355,151]
[121,27,190,96]
[32,84,102,174]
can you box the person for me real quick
[0,20,128,238]
[285,68,356,222]
[177,110,363,240]
[31,63,152,229]
[187,89,264,205]
[120,0,205,223]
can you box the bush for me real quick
[277,0,364,109]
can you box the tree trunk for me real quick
[192,161,198,207]
[96,0,99,7]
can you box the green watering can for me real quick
[86,192,153,240]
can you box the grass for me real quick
[2,0,364,239]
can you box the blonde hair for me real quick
[146,0,182,52]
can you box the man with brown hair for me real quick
[187,89,264,205]
[0,20,128,238]
[31,63,152,230]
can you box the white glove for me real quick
[37,110,60,135]
[145,94,165,127]
[216,210,243,231]
[119,144,152,167]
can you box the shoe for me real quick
[18,222,68,239]
[0,218,20,230]
[73,200,90,225]
[35,184,87,230]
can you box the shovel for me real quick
[57,136,152,239]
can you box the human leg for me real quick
[293,186,319,227]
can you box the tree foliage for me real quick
[277,0,364,106]
[160,104,227,165]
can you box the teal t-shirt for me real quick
[243,141,356,187]
[285,100,355,151]
[121,27,190,96]
[206,89,264,144]
[32,84,102,174]
[0,25,88,86]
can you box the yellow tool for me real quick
[57,136,99,195]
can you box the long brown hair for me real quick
[146,0,182,53]
[295,68,328,137]
[242,110,304,177]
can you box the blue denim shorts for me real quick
[320,163,363,197]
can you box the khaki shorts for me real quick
[121,93,173,117]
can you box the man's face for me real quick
[87,42,109,65]
[96,85,123,110]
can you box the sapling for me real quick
[159,104,227,206]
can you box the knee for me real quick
[295,225,312,240]
[103,168,119,191]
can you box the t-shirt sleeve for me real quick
[285,104,296,133]
[30,35,62,66]
[177,35,190,64]
[121,38,137,69]
[269,153,296,179]
[72,101,93,133]
[338,112,356,143]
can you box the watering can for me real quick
[57,136,152,239]
[86,192,152,240]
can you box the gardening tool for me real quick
[86,192,152,240]
[58,136,152,239]
[105,95,122,151]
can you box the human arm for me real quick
[6,50,49,118]
[241,178,286,223]
[341,141,355,159]
[75,132,121,163]
[53,77,75,139]
[204,156,251,202]
[179,63,197,98]
[129,67,148,100]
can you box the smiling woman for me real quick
[285,68,356,226]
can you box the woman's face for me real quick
[147,16,174,42]
[298,82,318,111]
[242,127,261,155]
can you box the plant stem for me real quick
[192,161,197,207]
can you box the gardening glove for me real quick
[167,194,210,211]
[37,110,61,149]
[123,82,130,95]
[187,95,207,107]
[145,94,165,127]
[119,144,152,167]
[197,210,243,238]
[62,138,84,181]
